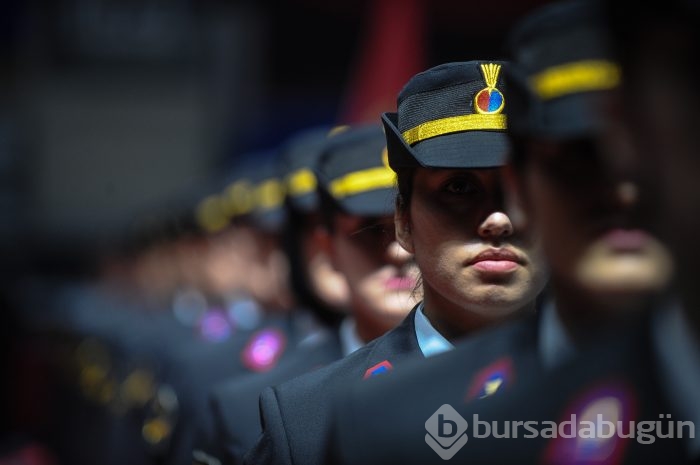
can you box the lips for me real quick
[600,228,652,251]
[384,276,417,291]
[469,248,523,273]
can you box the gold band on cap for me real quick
[329,166,396,199]
[328,125,350,137]
[255,178,286,210]
[221,181,255,218]
[286,168,317,197]
[530,59,621,100]
[401,114,507,145]
[196,195,229,233]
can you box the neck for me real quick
[550,277,660,345]
[352,302,407,344]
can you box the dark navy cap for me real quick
[195,163,256,234]
[505,0,620,138]
[120,176,220,257]
[247,150,287,233]
[197,150,286,234]
[279,125,337,214]
[383,60,510,170]
[315,125,396,217]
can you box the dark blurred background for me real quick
[1,0,551,263]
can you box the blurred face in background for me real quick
[515,135,673,309]
[619,23,699,307]
[396,167,547,339]
[201,226,258,299]
[203,222,294,312]
[328,213,420,339]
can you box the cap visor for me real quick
[410,131,509,169]
[534,91,611,139]
[337,188,396,217]
[288,192,318,213]
[252,209,286,232]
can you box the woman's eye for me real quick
[443,178,478,195]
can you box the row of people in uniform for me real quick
[5,141,330,465]
[6,0,699,464]
[206,0,698,464]
[5,115,423,463]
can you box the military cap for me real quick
[505,0,620,138]
[194,165,254,234]
[315,124,396,217]
[279,125,337,214]
[121,179,212,254]
[196,150,286,234]
[246,150,287,233]
[382,60,509,170]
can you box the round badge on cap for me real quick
[474,63,505,115]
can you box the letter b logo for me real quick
[438,414,458,438]
[425,404,468,460]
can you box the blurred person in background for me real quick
[243,123,422,465]
[608,0,700,461]
[145,150,344,465]
[192,125,353,465]
[5,146,331,465]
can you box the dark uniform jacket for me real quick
[13,279,320,465]
[193,329,343,465]
[242,307,423,465]
[329,311,690,465]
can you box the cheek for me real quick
[409,198,475,246]
[409,224,461,286]
[333,240,366,283]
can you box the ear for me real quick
[502,161,530,232]
[394,200,414,254]
[313,224,341,272]
[306,224,351,309]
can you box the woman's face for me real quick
[396,167,546,328]
[331,213,420,330]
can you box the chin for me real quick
[576,255,673,297]
[466,294,531,319]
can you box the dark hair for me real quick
[394,167,416,215]
[390,166,423,299]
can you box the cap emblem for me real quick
[474,63,505,115]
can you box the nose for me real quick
[478,211,514,239]
[615,180,639,209]
[386,240,412,265]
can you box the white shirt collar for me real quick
[537,299,577,370]
[339,317,365,357]
[653,300,700,458]
[414,302,454,357]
